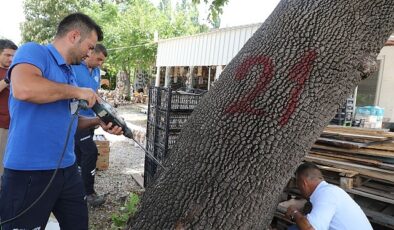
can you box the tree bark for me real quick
[128,0,394,229]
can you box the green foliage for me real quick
[82,0,208,81]
[192,0,228,26]
[111,192,140,229]
[20,0,209,89]
[21,0,89,43]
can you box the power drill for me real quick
[78,98,133,139]
[78,98,167,170]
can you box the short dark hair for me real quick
[94,44,108,57]
[295,162,323,180]
[0,39,18,53]
[56,13,103,41]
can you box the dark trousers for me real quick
[74,128,98,195]
[0,164,88,230]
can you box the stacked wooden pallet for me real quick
[305,125,394,228]
[94,134,110,170]
[273,126,394,229]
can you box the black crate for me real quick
[145,137,155,152]
[154,145,167,159]
[144,87,206,187]
[170,92,204,110]
[169,113,191,129]
[168,133,180,150]
[143,145,167,187]
[155,129,168,148]
[151,110,191,130]
[331,96,354,126]
[144,156,157,187]
[146,122,155,141]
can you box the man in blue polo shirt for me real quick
[72,44,108,206]
[0,13,122,230]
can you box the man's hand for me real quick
[77,87,97,108]
[286,206,300,221]
[100,121,123,135]
[286,205,315,230]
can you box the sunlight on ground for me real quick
[123,166,145,175]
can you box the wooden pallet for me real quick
[94,134,110,170]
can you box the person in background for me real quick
[286,162,372,230]
[0,13,122,230]
[0,39,17,186]
[72,43,107,206]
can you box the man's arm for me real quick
[0,79,8,92]
[286,206,315,230]
[11,63,97,106]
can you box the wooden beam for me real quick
[305,156,394,183]
[312,144,394,158]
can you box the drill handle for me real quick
[78,100,90,110]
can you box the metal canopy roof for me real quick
[156,23,262,67]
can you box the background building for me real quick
[155,24,394,122]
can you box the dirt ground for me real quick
[88,104,147,230]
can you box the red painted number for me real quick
[225,50,317,126]
[225,56,274,116]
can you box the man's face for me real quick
[296,176,309,198]
[85,51,106,69]
[69,30,98,65]
[0,48,16,68]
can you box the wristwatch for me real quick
[290,210,299,221]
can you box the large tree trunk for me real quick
[128,0,394,229]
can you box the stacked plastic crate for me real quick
[144,87,206,187]
[330,97,354,126]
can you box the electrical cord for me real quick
[0,106,81,226]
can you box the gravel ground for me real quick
[88,104,147,230]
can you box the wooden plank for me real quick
[355,186,394,201]
[316,137,367,149]
[325,125,394,137]
[367,144,394,152]
[363,209,394,228]
[310,152,383,166]
[347,189,394,205]
[312,144,394,158]
[318,135,394,151]
[305,156,394,183]
[362,180,394,194]
[309,152,394,171]
[316,164,359,177]
[321,132,387,142]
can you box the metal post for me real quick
[155,66,161,87]
[164,66,171,88]
[208,66,211,90]
[215,65,222,80]
[187,66,194,90]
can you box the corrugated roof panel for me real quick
[206,33,213,65]
[211,33,219,65]
[234,28,242,58]
[223,31,230,64]
[202,34,209,66]
[156,23,262,67]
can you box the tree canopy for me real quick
[20,0,209,89]
[192,0,228,25]
[21,0,89,43]
[83,0,208,73]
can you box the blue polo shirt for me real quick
[71,62,100,117]
[3,42,78,170]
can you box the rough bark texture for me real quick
[128,0,394,229]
